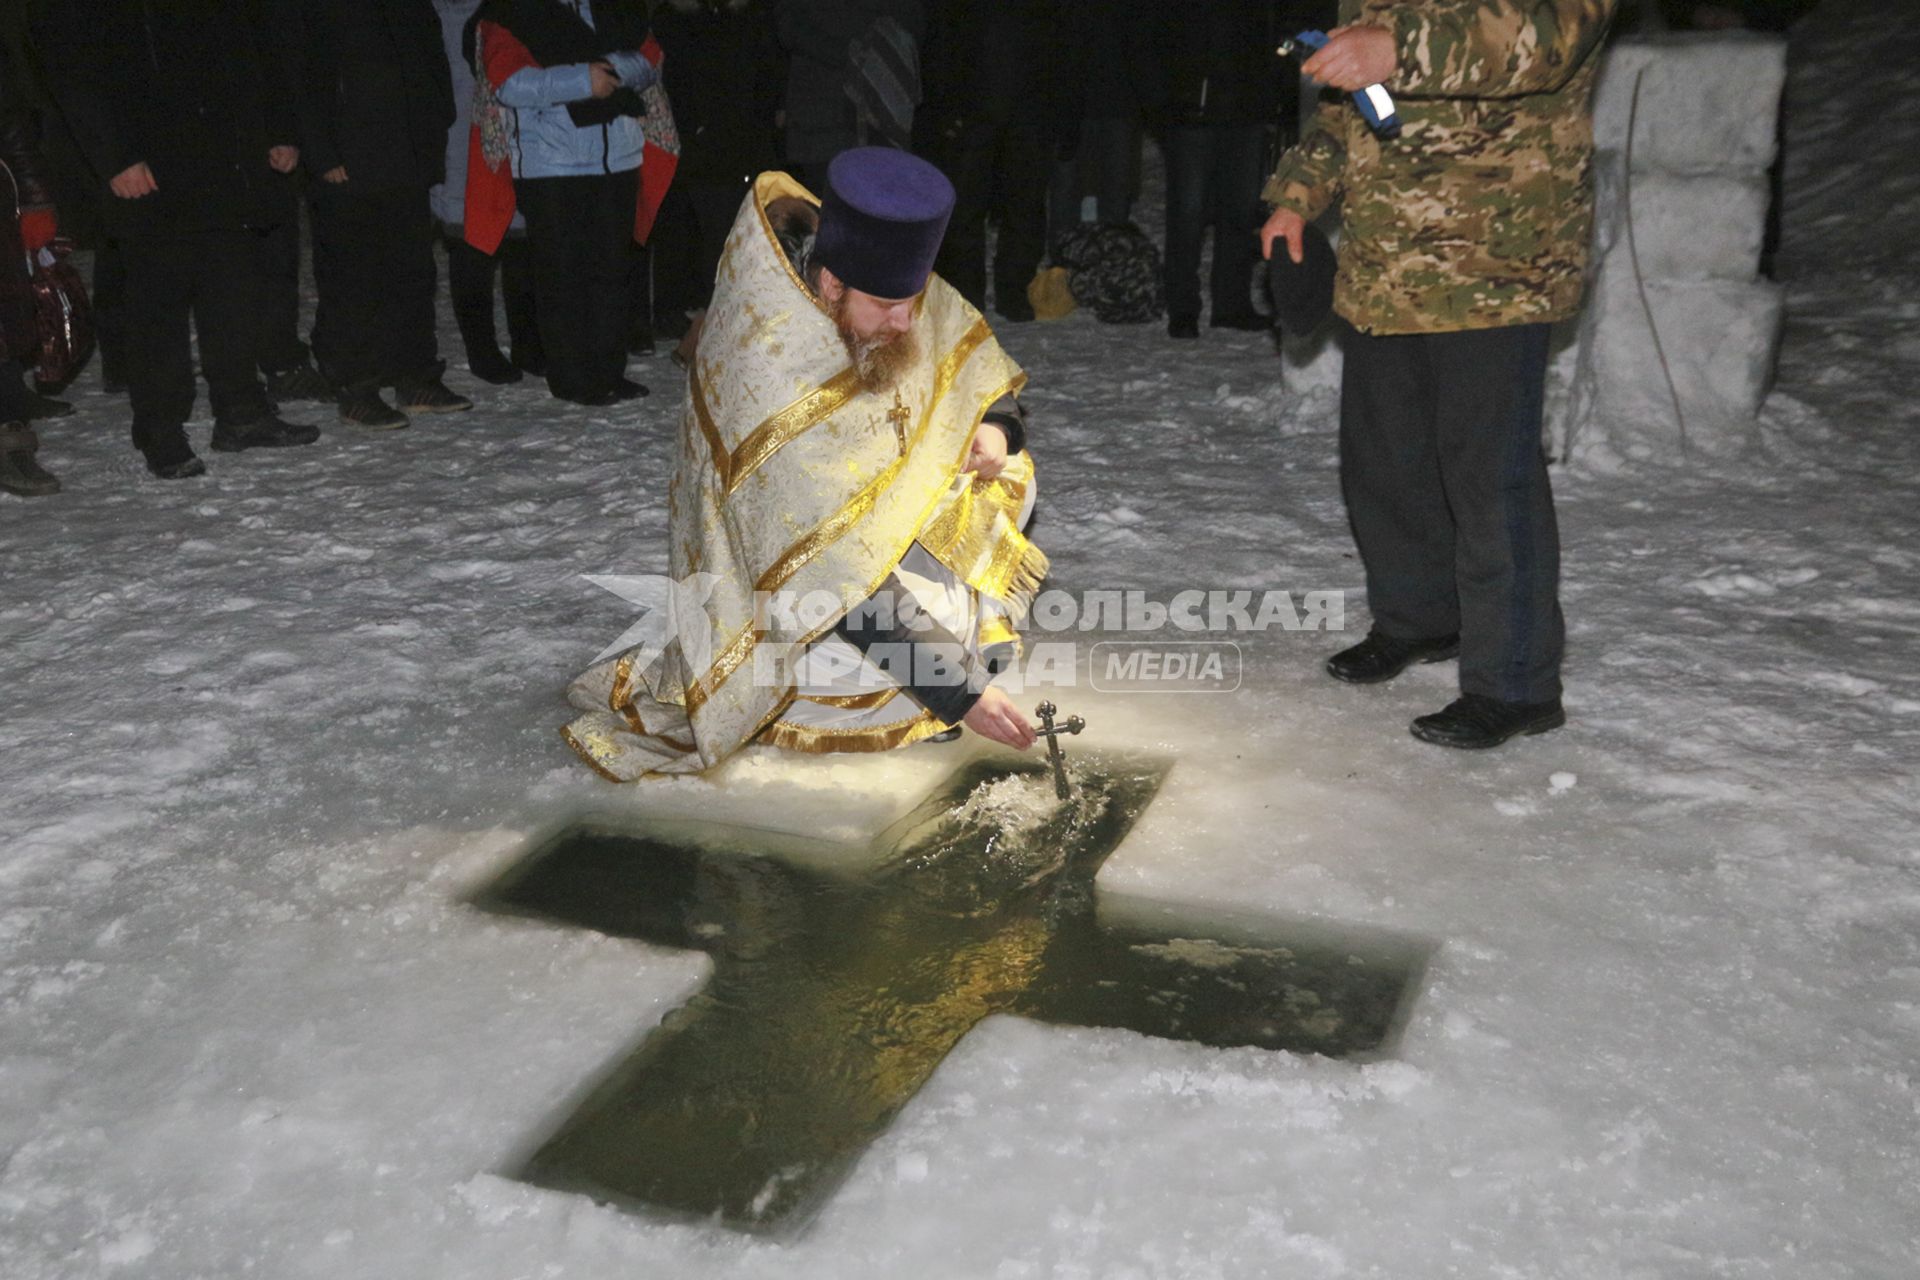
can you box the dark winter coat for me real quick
[32,0,298,237]
[918,0,1072,138]
[652,0,781,185]
[286,0,455,190]
[0,44,46,364]
[1139,0,1286,129]
[774,0,924,165]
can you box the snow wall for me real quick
[1278,32,1790,470]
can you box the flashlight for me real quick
[1278,30,1402,140]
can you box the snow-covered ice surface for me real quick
[4,6,1918,1276]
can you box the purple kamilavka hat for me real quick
[812,147,955,301]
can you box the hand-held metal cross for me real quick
[1034,700,1085,800]
[887,390,912,454]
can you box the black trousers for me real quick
[93,238,126,384]
[255,216,309,374]
[935,118,1050,313]
[1161,122,1266,323]
[515,169,638,401]
[649,178,748,325]
[445,233,538,361]
[120,228,274,450]
[309,181,439,391]
[1339,322,1564,704]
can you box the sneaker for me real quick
[0,421,60,496]
[338,387,410,431]
[394,375,473,414]
[264,360,334,403]
[1168,315,1199,340]
[211,414,321,452]
[1325,628,1460,685]
[1410,694,1566,750]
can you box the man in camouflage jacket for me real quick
[1260,0,1616,749]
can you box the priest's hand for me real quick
[965,422,1009,481]
[963,687,1035,751]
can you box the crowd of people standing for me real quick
[1,0,1330,496]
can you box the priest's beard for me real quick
[831,297,918,394]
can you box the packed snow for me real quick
[3,4,1916,1276]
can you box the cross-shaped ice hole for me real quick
[471,754,1429,1231]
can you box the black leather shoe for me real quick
[1326,628,1460,684]
[264,360,333,403]
[1209,311,1271,332]
[1168,315,1199,340]
[338,387,410,431]
[465,346,523,385]
[140,438,208,479]
[211,414,321,452]
[394,375,473,414]
[1410,694,1565,749]
[611,377,650,401]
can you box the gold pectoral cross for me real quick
[886,392,912,456]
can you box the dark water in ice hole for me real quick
[471,755,1429,1232]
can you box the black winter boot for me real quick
[0,421,60,495]
[1326,628,1461,684]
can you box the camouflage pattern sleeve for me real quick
[1380,0,1616,100]
[1261,102,1351,220]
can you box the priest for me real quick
[563,148,1047,781]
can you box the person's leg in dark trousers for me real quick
[445,232,518,383]
[193,230,276,430]
[688,181,746,309]
[93,237,127,391]
[1205,123,1266,326]
[254,217,308,375]
[498,236,542,371]
[517,176,594,400]
[1339,326,1463,645]
[592,169,641,392]
[121,230,276,471]
[647,185,700,338]
[310,182,443,398]
[989,118,1049,321]
[120,233,204,470]
[1429,324,1563,704]
[934,120,998,312]
[516,171,637,403]
[1160,123,1212,331]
